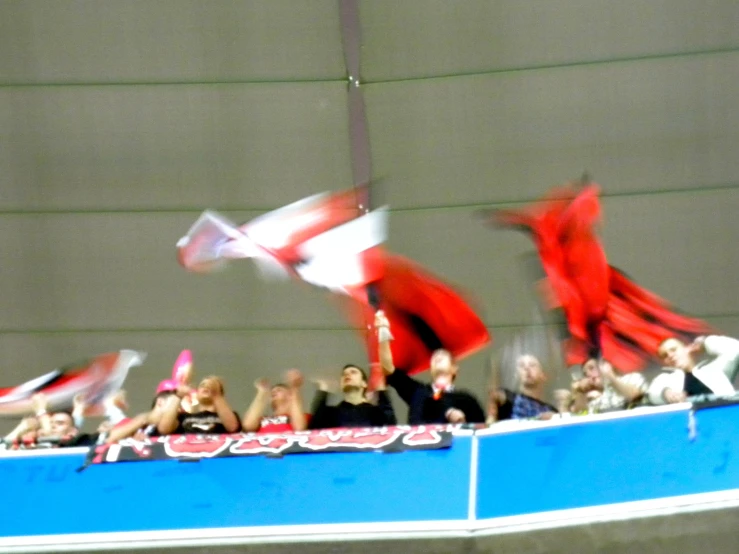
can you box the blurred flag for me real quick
[350,254,491,375]
[0,350,145,416]
[483,181,711,372]
[178,187,490,375]
[177,186,386,296]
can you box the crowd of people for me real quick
[3,312,739,451]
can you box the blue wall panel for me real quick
[476,406,739,519]
[0,436,472,537]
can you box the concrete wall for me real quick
[0,1,737,418]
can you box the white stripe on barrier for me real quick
[2,488,739,553]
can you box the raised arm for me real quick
[242,379,271,432]
[4,417,38,443]
[72,394,87,430]
[157,390,184,435]
[599,362,645,402]
[375,311,395,375]
[212,393,240,433]
[701,336,739,381]
[31,394,52,436]
[285,369,307,431]
[308,385,332,430]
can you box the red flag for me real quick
[486,182,711,372]
[346,254,491,376]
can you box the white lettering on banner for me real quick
[91,425,459,464]
[162,434,235,459]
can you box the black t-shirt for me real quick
[176,410,241,434]
[309,390,397,429]
[386,371,485,425]
[684,372,714,397]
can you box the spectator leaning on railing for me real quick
[648,335,739,405]
[309,364,396,429]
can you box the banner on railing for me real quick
[86,425,456,465]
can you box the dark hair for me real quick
[151,390,176,409]
[51,410,74,424]
[341,364,368,383]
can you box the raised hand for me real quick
[285,369,304,389]
[254,378,271,394]
[31,393,49,415]
[374,310,390,329]
[445,408,466,424]
[313,377,334,392]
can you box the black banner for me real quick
[87,425,456,465]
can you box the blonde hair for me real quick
[200,375,225,395]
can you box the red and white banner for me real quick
[87,425,456,464]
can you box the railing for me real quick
[1,402,738,553]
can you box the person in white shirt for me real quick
[648,335,739,405]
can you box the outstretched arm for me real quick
[242,379,271,432]
[31,394,52,436]
[157,391,184,435]
[285,369,307,431]
[308,386,332,430]
[212,394,240,433]
[375,311,395,375]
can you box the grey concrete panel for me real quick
[360,0,739,81]
[0,82,352,211]
[0,0,345,83]
[0,212,352,330]
[364,52,739,208]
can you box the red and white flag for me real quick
[0,350,145,416]
[177,186,387,296]
[178,187,491,375]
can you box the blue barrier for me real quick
[1,404,738,550]
[0,436,473,537]
[475,403,739,520]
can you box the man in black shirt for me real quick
[309,364,396,429]
[375,311,485,425]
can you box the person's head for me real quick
[581,357,603,389]
[196,376,225,406]
[151,390,177,410]
[341,364,368,395]
[430,349,458,386]
[658,338,694,371]
[49,411,76,437]
[516,354,547,390]
[270,384,290,413]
